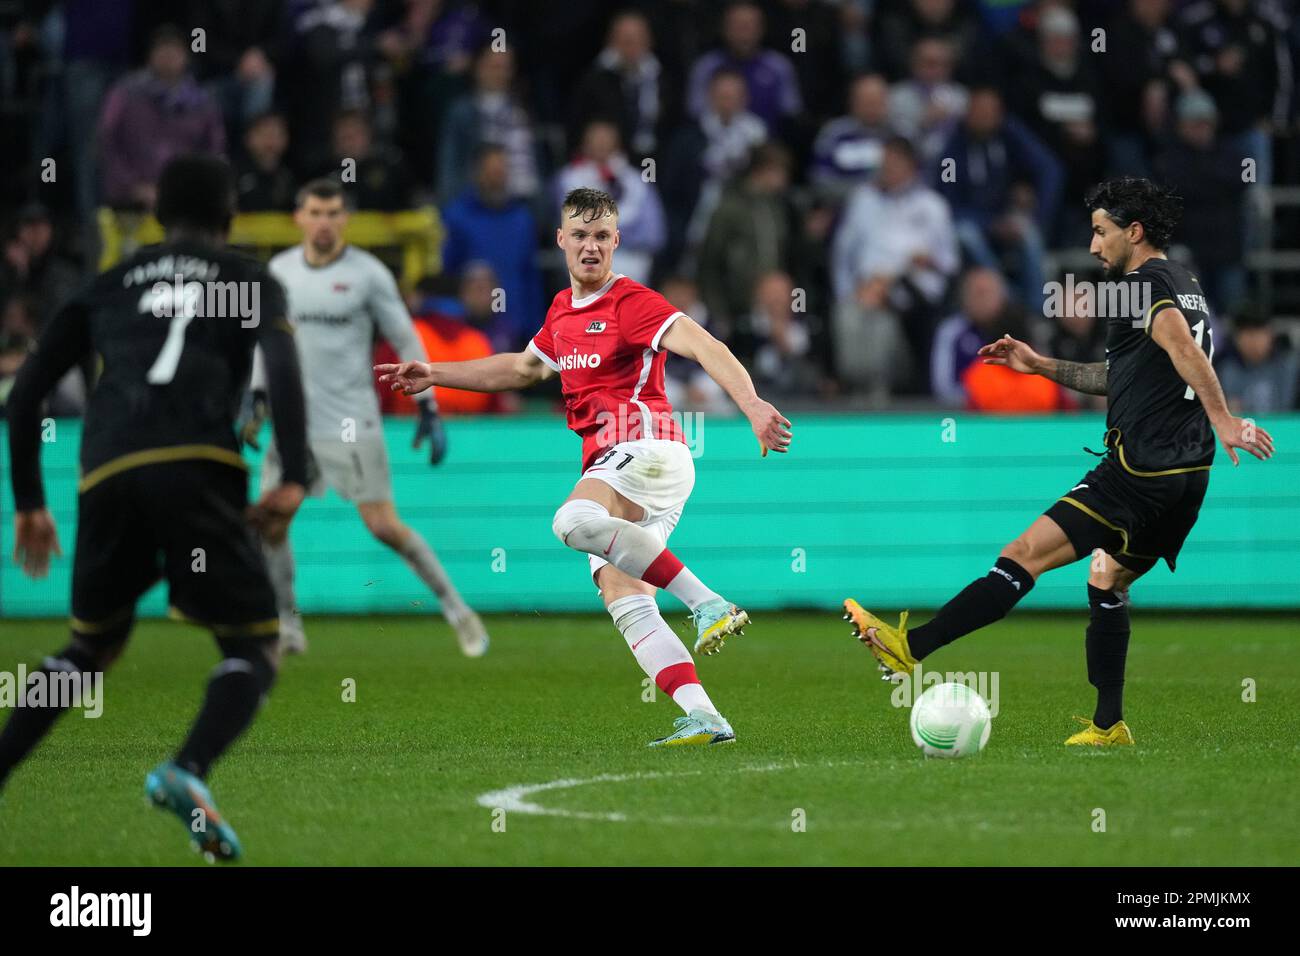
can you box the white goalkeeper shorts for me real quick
[581,438,696,580]
[261,436,393,504]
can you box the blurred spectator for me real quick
[686,1,803,132]
[887,35,969,165]
[279,0,377,176]
[831,136,959,396]
[697,142,798,349]
[961,347,1069,410]
[1004,5,1106,242]
[569,10,674,157]
[97,26,226,210]
[975,0,1034,37]
[0,290,37,340]
[811,73,894,202]
[438,45,540,202]
[660,274,733,415]
[839,0,873,74]
[0,328,30,413]
[749,270,826,399]
[1101,0,1192,177]
[0,292,85,414]
[936,85,1062,312]
[441,145,541,350]
[176,0,281,144]
[1177,0,1290,201]
[661,68,767,268]
[1216,305,1300,414]
[454,260,518,355]
[374,0,490,188]
[409,260,520,356]
[876,0,986,82]
[1152,90,1248,315]
[763,0,846,126]
[554,120,666,285]
[45,0,137,226]
[1048,282,1107,410]
[324,109,416,210]
[235,112,297,212]
[2,203,81,331]
[375,276,508,416]
[931,268,1023,404]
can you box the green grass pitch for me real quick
[1,612,1296,866]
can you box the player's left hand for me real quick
[13,508,62,579]
[746,399,792,456]
[247,482,306,545]
[1216,416,1275,466]
[413,400,447,465]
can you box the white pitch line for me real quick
[476,761,815,825]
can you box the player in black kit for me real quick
[842,178,1275,746]
[1,155,309,860]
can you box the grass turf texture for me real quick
[0,612,1296,866]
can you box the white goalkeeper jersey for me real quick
[262,244,428,440]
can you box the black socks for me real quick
[175,643,275,780]
[0,643,99,789]
[908,557,1035,660]
[1086,584,1131,729]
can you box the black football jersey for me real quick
[67,241,288,478]
[1105,257,1216,473]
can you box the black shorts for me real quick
[71,459,277,639]
[1043,456,1210,574]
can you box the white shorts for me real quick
[262,437,393,504]
[581,438,695,580]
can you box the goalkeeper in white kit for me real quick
[245,178,488,656]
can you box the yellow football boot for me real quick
[1065,716,1135,746]
[842,599,916,678]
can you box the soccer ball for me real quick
[909,682,992,758]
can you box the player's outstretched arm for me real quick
[375,349,554,396]
[1150,309,1276,466]
[978,334,1108,395]
[658,315,792,455]
[7,297,88,577]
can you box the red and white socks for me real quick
[607,594,719,716]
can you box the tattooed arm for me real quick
[1037,358,1108,395]
[976,335,1109,396]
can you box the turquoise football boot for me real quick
[145,761,242,862]
[648,709,736,747]
[692,598,750,656]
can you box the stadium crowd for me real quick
[2,0,1298,418]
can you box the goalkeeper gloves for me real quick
[413,398,447,465]
[237,389,269,450]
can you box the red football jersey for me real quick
[528,274,688,470]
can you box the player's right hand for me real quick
[375,360,435,397]
[13,508,62,579]
[1215,416,1276,466]
[978,334,1044,375]
[248,482,306,544]
[747,400,793,456]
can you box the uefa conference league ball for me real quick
[910,682,992,758]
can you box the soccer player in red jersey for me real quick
[377,187,792,746]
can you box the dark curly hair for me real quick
[562,187,619,224]
[156,154,236,232]
[1084,177,1182,251]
